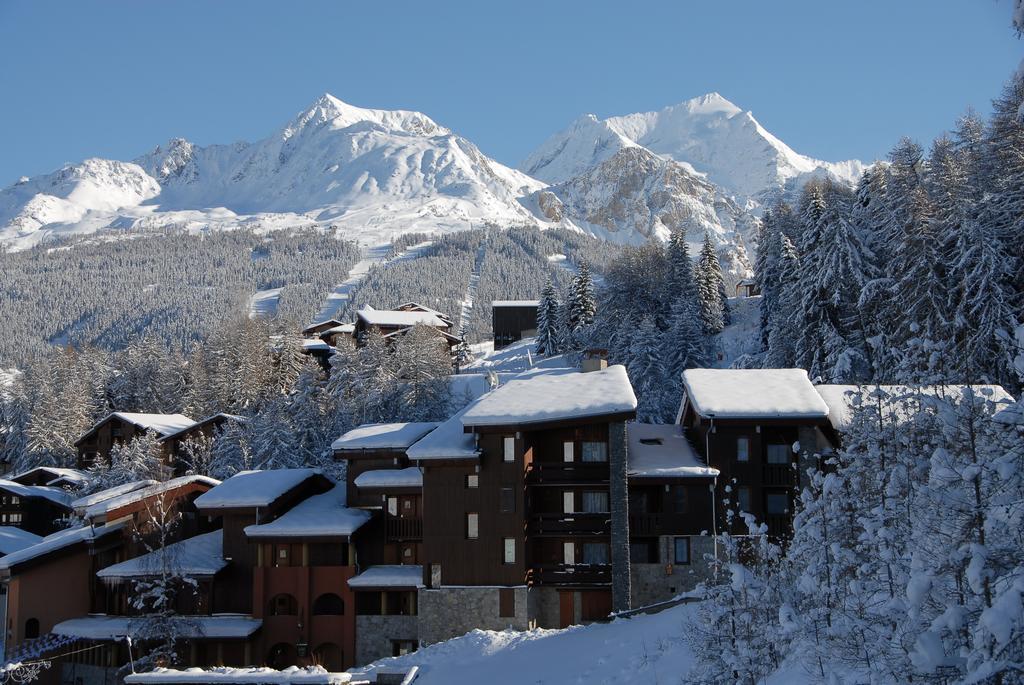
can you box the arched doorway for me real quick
[267,593,298,616]
[312,593,344,616]
[312,642,343,671]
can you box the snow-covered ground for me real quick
[312,241,433,323]
[713,295,761,368]
[248,287,283,319]
[462,337,573,374]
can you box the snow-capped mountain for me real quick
[0,95,548,250]
[523,93,866,206]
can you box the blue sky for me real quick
[0,0,1020,186]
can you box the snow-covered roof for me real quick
[681,369,829,420]
[97,530,226,580]
[85,475,220,521]
[448,374,497,403]
[301,339,334,352]
[396,302,451,320]
[354,467,423,490]
[53,614,261,640]
[9,466,89,486]
[301,318,345,334]
[331,423,439,452]
[0,522,125,571]
[195,469,322,511]
[0,480,72,507]
[461,366,638,427]
[324,323,355,335]
[76,412,197,444]
[126,666,357,685]
[244,485,370,539]
[356,308,449,329]
[0,527,42,556]
[815,384,1016,432]
[70,480,158,513]
[348,565,424,589]
[492,300,540,308]
[406,408,480,461]
[626,424,718,479]
[159,413,248,443]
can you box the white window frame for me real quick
[563,541,575,565]
[503,537,516,564]
[563,491,575,513]
[563,441,574,462]
[736,437,750,462]
[467,512,479,539]
[503,437,516,463]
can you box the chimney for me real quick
[582,348,609,373]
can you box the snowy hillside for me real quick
[523,92,866,207]
[349,601,807,685]
[0,95,552,251]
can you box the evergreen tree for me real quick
[664,231,707,384]
[624,315,671,422]
[536,282,561,357]
[568,261,597,332]
[765,233,800,368]
[696,232,726,335]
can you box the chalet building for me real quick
[734,278,760,297]
[491,300,539,350]
[300,319,346,339]
[0,480,71,535]
[675,368,836,538]
[75,412,195,470]
[160,413,248,474]
[352,307,459,350]
[8,467,89,490]
[0,475,219,680]
[394,302,454,328]
[318,323,355,348]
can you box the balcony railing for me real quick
[765,514,791,538]
[762,464,794,487]
[529,563,611,586]
[386,516,423,541]
[528,512,610,536]
[525,462,609,485]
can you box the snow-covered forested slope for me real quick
[523,92,866,208]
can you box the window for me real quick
[392,640,417,657]
[736,437,750,462]
[466,512,479,539]
[581,442,608,462]
[563,491,575,514]
[499,588,516,617]
[582,542,609,564]
[581,491,609,513]
[10,496,18,505]
[24,618,39,640]
[275,544,292,567]
[9,513,20,524]
[737,487,752,513]
[563,441,574,462]
[766,444,790,465]
[503,436,516,462]
[563,541,575,565]
[630,540,658,563]
[673,537,690,564]
[503,537,516,564]
[312,593,345,616]
[466,474,479,488]
[766,492,789,515]
[387,497,398,516]
[672,486,688,513]
[267,594,298,616]
[500,487,515,513]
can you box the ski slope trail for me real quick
[248,287,283,319]
[312,240,434,323]
[457,240,487,336]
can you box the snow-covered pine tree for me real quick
[207,420,252,479]
[568,261,597,333]
[851,167,896,379]
[765,232,800,368]
[664,231,707,385]
[696,231,726,336]
[536,282,561,357]
[246,395,301,470]
[624,315,672,422]
[87,431,166,492]
[388,324,453,422]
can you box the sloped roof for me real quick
[627,423,718,479]
[0,526,42,555]
[9,466,89,487]
[0,480,72,507]
[0,522,126,572]
[125,666,356,685]
[85,475,220,521]
[406,407,480,461]
[159,413,248,443]
[331,423,439,451]
[681,368,829,420]
[356,308,449,328]
[97,530,226,580]
[461,366,637,427]
[76,412,196,445]
[244,485,370,539]
[194,469,321,511]
[54,614,261,640]
[70,480,158,514]
[353,467,423,489]
[348,565,424,589]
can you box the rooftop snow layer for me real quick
[159,413,248,443]
[0,480,72,507]
[88,412,197,438]
[85,475,220,520]
[353,467,423,489]
[356,308,448,328]
[244,485,370,539]
[0,527,42,555]
[491,300,540,307]
[195,469,321,510]
[461,366,637,427]
[348,565,424,589]
[406,408,480,461]
[70,480,158,513]
[681,368,829,419]
[448,374,497,404]
[54,614,261,640]
[125,666,357,685]
[10,466,89,486]
[626,424,718,479]
[0,522,125,570]
[331,423,439,452]
[97,530,226,580]
[815,384,1016,432]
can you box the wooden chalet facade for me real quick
[491,300,539,350]
[75,412,195,470]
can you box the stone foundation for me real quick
[355,614,419,666]
[630,535,717,608]
[417,586,529,645]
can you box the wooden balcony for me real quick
[529,563,611,587]
[765,514,791,538]
[525,462,609,486]
[528,512,610,536]
[386,515,423,541]
[762,464,794,487]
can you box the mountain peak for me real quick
[286,93,446,138]
[675,92,742,117]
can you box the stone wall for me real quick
[630,535,717,608]
[417,586,529,645]
[355,614,418,666]
[608,420,631,612]
[529,586,562,629]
